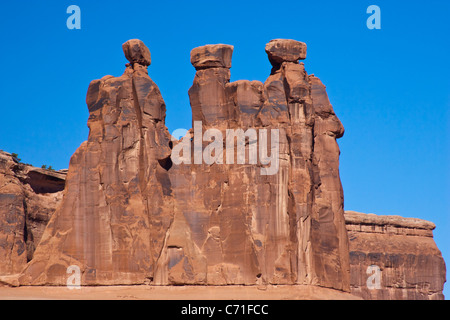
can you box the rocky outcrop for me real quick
[0,151,65,275]
[163,39,350,288]
[1,39,446,300]
[17,39,350,290]
[20,39,173,286]
[345,211,446,300]
[158,40,349,288]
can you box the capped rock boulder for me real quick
[190,44,234,70]
[265,39,307,66]
[122,39,151,66]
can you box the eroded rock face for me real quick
[2,39,445,299]
[19,40,174,286]
[345,211,446,300]
[16,39,345,288]
[0,151,65,275]
[16,39,351,290]
[154,41,350,288]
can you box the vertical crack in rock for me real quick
[22,198,31,263]
[131,76,146,195]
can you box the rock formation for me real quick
[163,39,349,288]
[15,39,349,290]
[0,151,65,275]
[345,211,446,300]
[0,39,444,299]
[19,39,173,285]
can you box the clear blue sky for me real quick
[0,0,448,298]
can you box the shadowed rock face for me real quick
[24,170,65,194]
[0,151,65,274]
[345,211,446,300]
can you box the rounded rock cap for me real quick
[265,39,307,66]
[190,44,234,70]
[122,39,151,66]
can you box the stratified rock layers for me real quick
[345,211,446,300]
[20,39,350,290]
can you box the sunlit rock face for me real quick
[18,38,349,291]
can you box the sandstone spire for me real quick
[20,40,173,285]
[188,44,234,126]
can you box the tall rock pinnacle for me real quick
[188,44,234,126]
[20,40,173,285]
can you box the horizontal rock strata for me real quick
[345,211,446,300]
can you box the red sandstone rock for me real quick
[160,42,350,289]
[122,39,151,67]
[19,40,173,285]
[345,211,446,300]
[265,39,307,67]
[16,39,351,290]
[0,38,441,301]
[190,44,234,70]
[0,151,65,275]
